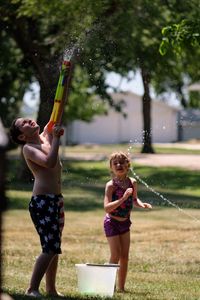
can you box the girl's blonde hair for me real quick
[109,151,131,167]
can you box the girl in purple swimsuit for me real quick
[104,151,152,292]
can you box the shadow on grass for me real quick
[6,182,200,211]
[6,160,200,210]
[3,292,114,300]
[133,165,200,191]
[139,190,200,209]
[6,183,105,211]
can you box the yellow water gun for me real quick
[47,60,72,133]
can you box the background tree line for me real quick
[0,0,200,154]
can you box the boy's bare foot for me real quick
[117,289,129,293]
[46,291,64,297]
[25,290,42,297]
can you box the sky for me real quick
[22,82,40,116]
[106,70,144,95]
[22,70,180,116]
[106,71,180,107]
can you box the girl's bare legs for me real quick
[118,231,130,291]
[45,254,60,295]
[107,231,130,292]
[107,235,121,264]
[26,252,55,293]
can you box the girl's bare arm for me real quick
[132,179,152,209]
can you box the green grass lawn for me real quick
[6,159,200,210]
[8,142,200,157]
[62,144,200,155]
[2,156,200,299]
[2,208,200,300]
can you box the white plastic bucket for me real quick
[75,263,119,297]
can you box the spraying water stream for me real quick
[63,21,102,62]
[127,144,200,223]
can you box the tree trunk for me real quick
[28,55,60,130]
[0,119,8,211]
[0,149,7,211]
[0,148,6,295]
[177,83,187,108]
[37,69,57,130]
[140,67,155,153]
[0,120,8,293]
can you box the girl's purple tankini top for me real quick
[110,177,133,218]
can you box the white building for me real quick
[68,92,180,144]
[178,109,200,141]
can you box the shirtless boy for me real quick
[10,118,64,297]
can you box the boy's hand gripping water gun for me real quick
[47,60,72,133]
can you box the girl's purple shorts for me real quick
[104,214,132,237]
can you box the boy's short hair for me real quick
[10,118,25,145]
[109,151,131,167]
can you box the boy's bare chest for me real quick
[41,143,51,154]
[32,142,51,154]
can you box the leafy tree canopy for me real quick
[0,0,103,127]
[159,0,200,55]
